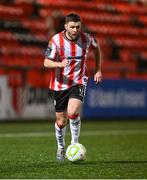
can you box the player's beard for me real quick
[67,31,80,41]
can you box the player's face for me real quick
[65,21,81,40]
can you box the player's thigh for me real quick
[54,88,71,112]
[67,98,82,115]
[67,85,86,115]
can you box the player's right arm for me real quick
[44,40,68,68]
[44,59,68,68]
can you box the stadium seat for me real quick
[43,70,51,87]
[127,72,147,80]
[27,70,44,88]
[0,0,147,83]
[0,68,6,75]
[7,70,23,87]
[103,71,122,80]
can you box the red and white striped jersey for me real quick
[45,31,98,91]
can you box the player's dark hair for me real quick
[65,13,81,23]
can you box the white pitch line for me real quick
[0,129,147,138]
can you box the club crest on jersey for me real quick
[45,45,52,58]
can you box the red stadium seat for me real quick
[7,70,23,87]
[27,70,44,88]
[0,0,146,82]
[103,71,122,80]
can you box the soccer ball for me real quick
[66,143,87,162]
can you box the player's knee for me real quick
[56,117,67,128]
[68,106,80,119]
[68,113,79,120]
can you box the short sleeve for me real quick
[45,40,57,60]
[88,34,98,49]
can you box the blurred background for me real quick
[0,0,147,120]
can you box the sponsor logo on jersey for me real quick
[67,56,83,60]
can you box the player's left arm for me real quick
[93,44,102,84]
[89,34,102,84]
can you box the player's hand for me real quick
[94,70,102,84]
[60,59,69,68]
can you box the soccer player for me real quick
[44,13,102,161]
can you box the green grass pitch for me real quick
[0,120,147,179]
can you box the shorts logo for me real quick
[84,77,88,83]
[79,85,86,97]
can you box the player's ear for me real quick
[64,24,67,30]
